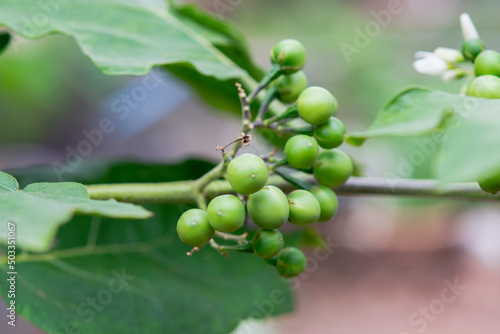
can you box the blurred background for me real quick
[1,0,500,333]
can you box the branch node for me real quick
[186,247,199,256]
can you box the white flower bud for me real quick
[460,13,479,41]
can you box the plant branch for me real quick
[86,176,500,204]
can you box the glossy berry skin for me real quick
[478,172,500,194]
[270,39,306,75]
[284,135,319,169]
[247,186,289,229]
[310,185,338,222]
[462,39,486,61]
[313,117,346,149]
[467,75,500,99]
[474,50,500,77]
[313,150,353,187]
[176,209,214,247]
[288,190,321,226]
[276,247,307,278]
[275,71,308,103]
[207,195,245,233]
[297,86,338,125]
[227,153,269,195]
[252,229,284,258]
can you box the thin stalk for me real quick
[247,63,282,102]
[273,168,312,190]
[255,86,278,122]
[86,176,500,204]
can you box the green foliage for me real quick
[348,87,500,182]
[0,171,151,252]
[0,161,293,334]
[0,0,245,79]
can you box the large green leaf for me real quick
[165,3,264,114]
[348,87,500,182]
[0,171,151,252]
[433,97,500,181]
[0,160,293,334]
[0,0,245,79]
[347,87,457,145]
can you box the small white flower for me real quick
[460,13,479,41]
[434,47,464,63]
[413,53,448,75]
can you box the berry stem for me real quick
[86,176,500,204]
[209,238,253,256]
[263,105,298,126]
[247,63,282,102]
[273,168,312,190]
[214,231,249,245]
[195,193,207,211]
[274,125,314,135]
[235,82,251,121]
[255,85,277,122]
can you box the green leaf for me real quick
[433,97,500,181]
[347,87,457,145]
[0,171,151,252]
[347,87,500,182]
[0,171,18,192]
[165,3,264,115]
[0,160,293,334]
[0,0,245,79]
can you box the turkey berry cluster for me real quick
[176,39,351,278]
[460,35,500,192]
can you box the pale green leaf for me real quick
[0,172,152,252]
[0,0,245,79]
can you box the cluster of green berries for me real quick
[460,41,500,192]
[464,41,500,99]
[177,39,352,278]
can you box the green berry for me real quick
[478,171,500,194]
[288,190,321,226]
[252,229,284,258]
[270,39,306,75]
[310,185,338,222]
[227,153,269,195]
[247,185,289,229]
[462,39,486,61]
[207,195,245,233]
[276,247,307,278]
[297,86,338,125]
[275,71,308,103]
[314,117,346,149]
[176,209,214,247]
[474,50,500,77]
[467,75,500,99]
[284,135,319,169]
[313,150,353,187]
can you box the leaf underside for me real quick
[347,87,500,182]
